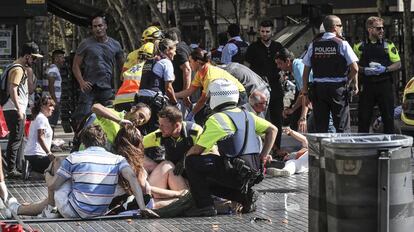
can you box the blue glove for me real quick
[373,65,386,75]
[364,67,376,76]
[186,111,195,122]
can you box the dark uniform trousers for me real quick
[312,82,351,133]
[358,79,394,133]
[268,89,283,148]
[185,154,248,208]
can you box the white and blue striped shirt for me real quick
[56,146,129,219]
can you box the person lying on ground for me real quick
[109,125,188,213]
[4,125,158,219]
[267,127,308,177]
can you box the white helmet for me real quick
[208,78,239,110]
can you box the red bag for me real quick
[0,107,9,138]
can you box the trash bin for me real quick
[306,133,371,232]
[322,134,413,232]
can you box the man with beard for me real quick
[245,20,284,153]
[353,16,401,134]
[3,42,43,177]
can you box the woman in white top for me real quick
[24,96,55,173]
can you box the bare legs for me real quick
[148,161,188,196]
[16,157,63,216]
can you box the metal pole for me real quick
[378,150,390,232]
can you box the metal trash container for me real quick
[322,134,413,232]
[306,133,371,232]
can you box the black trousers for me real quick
[311,82,351,133]
[358,79,394,133]
[4,110,25,172]
[185,154,248,208]
[268,91,284,148]
[25,155,51,173]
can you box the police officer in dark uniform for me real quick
[353,16,401,134]
[184,79,277,216]
[301,15,359,133]
[135,38,178,131]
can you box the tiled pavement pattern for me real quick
[1,126,413,231]
[1,174,308,232]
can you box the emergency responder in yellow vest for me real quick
[114,42,155,112]
[184,79,276,217]
[122,26,163,74]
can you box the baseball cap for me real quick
[22,42,43,58]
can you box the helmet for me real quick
[138,42,155,59]
[141,26,163,42]
[208,79,239,110]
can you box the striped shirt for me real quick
[43,64,62,102]
[56,146,130,219]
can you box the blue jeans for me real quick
[71,88,113,128]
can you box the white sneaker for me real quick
[0,199,5,210]
[37,205,60,219]
[2,197,20,219]
[267,168,291,177]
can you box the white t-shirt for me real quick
[24,112,53,156]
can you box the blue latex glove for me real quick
[373,65,386,75]
[364,67,377,76]
[186,111,195,122]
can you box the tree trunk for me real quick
[116,0,140,49]
[403,0,413,79]
[200,0,215,50]
[57,18,71,54]
[107,0,135,52]
[144,0,168,29]
[172,0,181,29]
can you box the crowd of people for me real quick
[0,13,401,220]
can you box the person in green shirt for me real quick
[184,78,277,217]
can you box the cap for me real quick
[22,42,43,58]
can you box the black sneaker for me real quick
[242,189,259,213]
[185,205,217,217]
[265,160,285,169]
[7,170,22,179]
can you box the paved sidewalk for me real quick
[2,126,413,231]
[1,174,308,231]
[0,126,309,231]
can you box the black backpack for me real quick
[0,64,25,106]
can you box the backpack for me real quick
[0,64,25,106]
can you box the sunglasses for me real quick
[335,24,343,28]
[372,26,384,31]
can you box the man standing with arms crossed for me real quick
[72,15,124,129]
[353,16,401,134]
[301,15,358,133]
